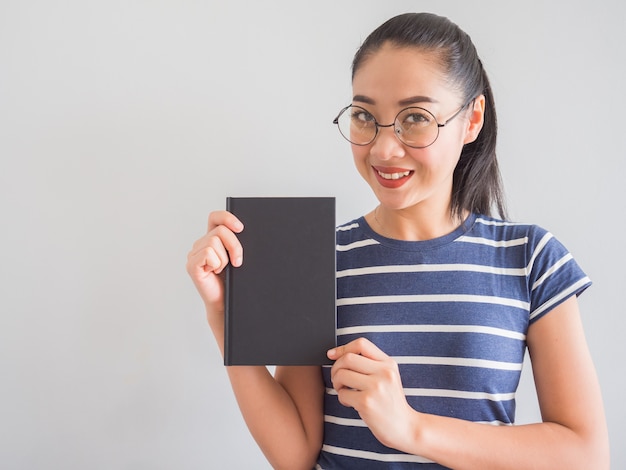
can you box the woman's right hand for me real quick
[186,210,244,313]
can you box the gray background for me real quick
[1,1,624,468]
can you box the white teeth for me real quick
[377,170,411,180]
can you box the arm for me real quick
[226,365,324,470]
[329,296,610,469]
[187,211,324,469]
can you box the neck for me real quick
[369,204,467,241]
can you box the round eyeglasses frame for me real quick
[332,99,474,149]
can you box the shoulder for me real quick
[469,214,548,241]
[336,217,363,235]
[336,217,376,246]
[467,215,591,322]
[464,214,564,256]
[470,214,579,262]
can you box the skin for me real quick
[186,44,610,469]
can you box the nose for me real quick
[370,124,406,160]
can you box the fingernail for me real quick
[327,348,336,358]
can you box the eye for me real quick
[350,108,375,124]
[402,110,432,126]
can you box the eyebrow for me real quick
[352,94,376,105]
[352,94,439,107]
[398,95,439,107]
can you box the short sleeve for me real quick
[526,226,591,324]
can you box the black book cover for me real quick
[224,197,336,366]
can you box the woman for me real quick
[186,12,609,469]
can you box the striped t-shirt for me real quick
[316,213,591,469]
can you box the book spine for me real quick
[223,197,233,366]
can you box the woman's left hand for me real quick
[327,338,420,451]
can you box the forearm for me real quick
[226,366,321,470]
[206,307,321,470]
[406,412,609,470]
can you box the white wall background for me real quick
[1,1,624,468]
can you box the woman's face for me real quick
[350,44,483,214]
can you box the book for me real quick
[224,197,336,366]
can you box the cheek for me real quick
[408,145,461,178]
[351,146,370,171]
[426,131,466,167]
[405,147,443,169]
[351,142,366,158]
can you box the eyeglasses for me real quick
[332,101,472,149]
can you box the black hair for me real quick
[352,12,507,220]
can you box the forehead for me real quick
[352,45,457,104]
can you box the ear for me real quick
[463,94,485,145]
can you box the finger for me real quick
[188,230,233,273]
[327,337,388,362]
[202,246,221,272]
[212,225,243,268]
[335,385,363,410]
[208,210,244,233]
[331,366,371,393]
[190,225,243,270]
[186,243,222,278]
[203,232,236,274]
[331,351,379,380]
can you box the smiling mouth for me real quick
[376,169,412,180]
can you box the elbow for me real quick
[265,445,319,470]
[576,446,610,470]
[569,427,610,470]
[584,418,611,470]
[271,456,318,470]
[586,438,610,470]
[542,418,610,470]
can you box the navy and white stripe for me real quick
[317,213,590,469]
